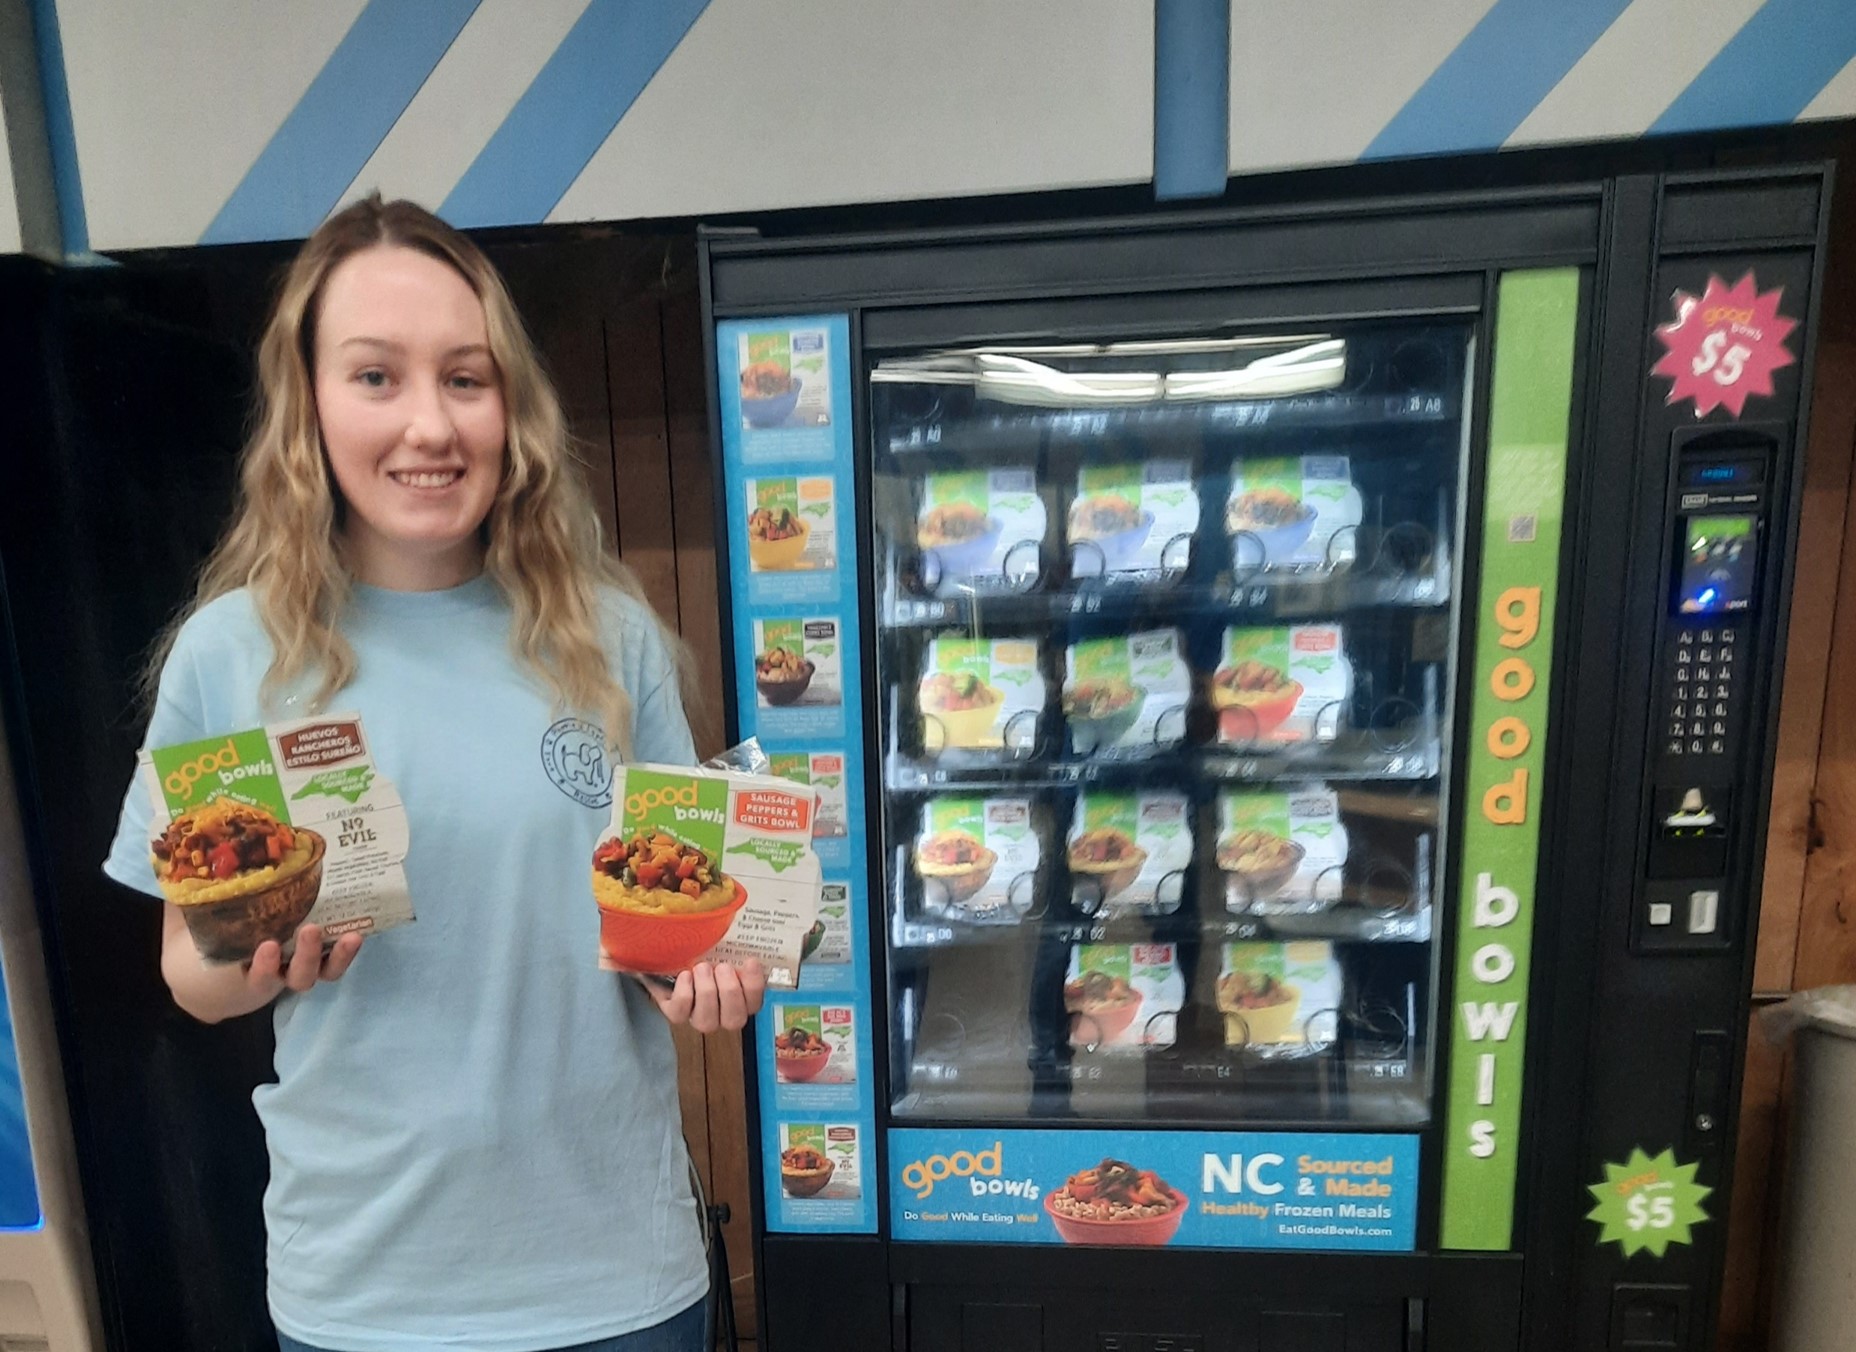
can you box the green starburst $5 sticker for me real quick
[1586,1147,1712,1257]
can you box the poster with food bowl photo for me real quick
[767,752,850,842]
[779,1122,863,1203]
[772,1002,857,1087]
[738,327,832,431]
[1212,624,1351,746]
[745,477,837,575]
[751,617,845,735]
[888,1127,1418,1251]
[138,717,414,964]
[590,764,821,988]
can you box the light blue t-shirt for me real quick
[104,576,709,1352]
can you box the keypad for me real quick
[1664,623,1740,758]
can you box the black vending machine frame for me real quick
[699,164,1832,1352]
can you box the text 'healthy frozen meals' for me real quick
[1217,785,1348,914]
[918,637,1045,752]
[915,796,1042,923]
[1069,460,1198,580]
[1226,456,1362,571]
[1063,630,1190,755]
[138,717,414,964]
[591,764,821,988]
[1067,791,1192,915]
[916,469,1046,593]
[1212,624,1351,746]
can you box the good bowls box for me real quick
[592,764,822,989]
[137,716,413,964]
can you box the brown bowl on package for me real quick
[781,1146,836,1197]
[1068,827,1148,903]
[754,646,816,706]
[151,800,325,963]
[1216,829,1306,902]
[915,829,999,906]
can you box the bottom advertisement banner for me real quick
[889,1128,1419,1251]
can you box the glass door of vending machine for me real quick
[871,325,1467,1146]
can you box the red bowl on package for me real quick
[1212,677,1303,743]
[597,879,748,974]
[775,1045,833,1083]
[1066,988,1144,1048]
[1043,1187,1189,1246]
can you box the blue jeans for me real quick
[276,1295,710,1352]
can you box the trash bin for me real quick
[1764,987,1856,1352]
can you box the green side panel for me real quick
[1439,269,1581,1251]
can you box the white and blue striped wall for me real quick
[5,0,1855,257]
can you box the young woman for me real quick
[103,197,762,1352]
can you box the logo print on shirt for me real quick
[540,717,613,809]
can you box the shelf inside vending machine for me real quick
[872,318,1469,1135]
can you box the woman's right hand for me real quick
[160,904,363,1023]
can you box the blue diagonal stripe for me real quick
[441,0,710,230]
[1651,0,1856,136]
[1154,0,1230,200]
[1364,0,1634,161]
[28,0,89,258]
[200,0,480,245]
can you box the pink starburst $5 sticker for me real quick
[1652,271,1797,419]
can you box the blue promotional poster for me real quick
[0,969,40,1229]
[890,1129,1418,1252]
[718,314,877,1234]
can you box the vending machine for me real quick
[701,166,1833,1352]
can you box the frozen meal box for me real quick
[1211,624,1351,746]
[919,637,1045,752]
[1216,941,1343,1055]
[1063,629,1191,755]
[1225,456,1363,571]
[1065,943,1183,1052]
[917,468,1046,592]
[136,716,413,964]
[915,796,1041,923]
[591,763,821,989]
[1069,460,1199,579]
[1217,785,1349,913]
[1067,791,1192,915]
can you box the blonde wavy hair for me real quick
[148,195,682,757]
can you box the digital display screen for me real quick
[1680,458,1763,489]
[1677,515,1756,614]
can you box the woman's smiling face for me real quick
[312,244,506,590]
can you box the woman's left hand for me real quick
[644,960,767,1033]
